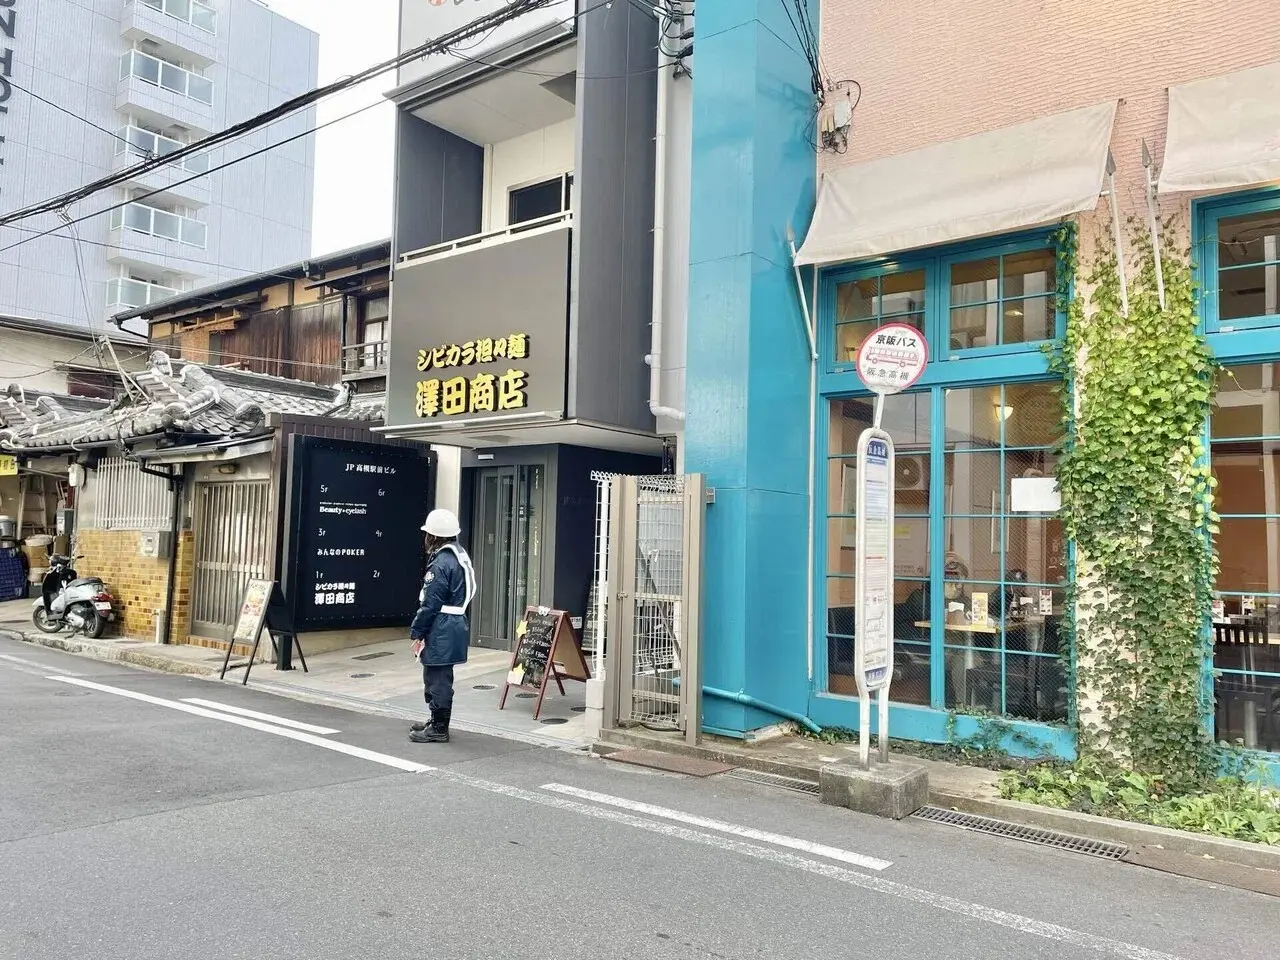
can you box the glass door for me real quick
[471,465,545,650]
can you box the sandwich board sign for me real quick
[853,322,927,766]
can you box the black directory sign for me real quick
[284,436,432,631]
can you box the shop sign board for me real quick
[283,437,433,633]
[385,224,571,430]
[0,455,16,477]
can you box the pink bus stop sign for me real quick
[855,322,929,394]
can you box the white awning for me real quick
[1157,59,1280,194]
[795,100,1118,267]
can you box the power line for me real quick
[0,96,390,259]
[0,0,568,228]
[0,0,629,260]
[7,78,134,149]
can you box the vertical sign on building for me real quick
[0,1,22,180]
[853,322,928,767]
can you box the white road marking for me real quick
[542,782,893,871]
[181,698,341,735]
[443,772,1186,960]
[48,677,432,774]
[0,652,81,676]
[32,674,1185,960]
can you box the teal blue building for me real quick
[683,1,1280,770]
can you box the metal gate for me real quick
[603,474,706,743]
[190,480,273,640]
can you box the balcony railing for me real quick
[120,49,214,106]
[109,200,207,248]
[342,340,389,374]
[107,276,180,309]
[138,0,217,35]
[115,125,209,174]
[399,210,572,265]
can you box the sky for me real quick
[264,0,399,257]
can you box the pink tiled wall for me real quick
[818,0,1280,229]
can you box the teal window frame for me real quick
[812,229,1074,758]
[1191,187,1280,774]
[1196,186,1280,338]
[820,229,1065,379]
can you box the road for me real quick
[0,633,1275,960]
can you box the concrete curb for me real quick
[599,728,1280,872]
[14,629,224,676]
[931,791,1280,872]
[599,728,823,782]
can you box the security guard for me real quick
[408,509,476,743]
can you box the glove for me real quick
[411,638,424,659]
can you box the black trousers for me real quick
[423,663,455,712]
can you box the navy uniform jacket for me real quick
[410,542,474,667]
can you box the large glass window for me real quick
[1217,210,1280,327]
[1211,363,1280,752]
[948,248,1056,351]
[1200,193,1280,334]
[828,235,1061,377]
[833,270,926,364]
[825,393,932,705]
[822,382,1066,721]
[942,383,1066,721]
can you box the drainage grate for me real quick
[570,706,586,713]
[540,717,568,725]
[728,769,820,795]
[515,693,536,699]
[352,651,395,662]
[472,683,497,691]
[349,673,374,679]
[911,806,1129,860]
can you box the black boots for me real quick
[409,708,450,743]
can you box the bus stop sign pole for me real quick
[853,323,929,768]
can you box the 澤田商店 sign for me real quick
[414,333,531,418]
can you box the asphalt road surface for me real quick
[1,634,1275,960]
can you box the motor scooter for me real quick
[31,555,115,638]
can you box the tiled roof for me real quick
[0,352,384,451]
[0,388,110,432]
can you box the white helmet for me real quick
[420,508,461,538]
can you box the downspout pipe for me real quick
[140,462,183,645]
[674,677,822,734]
[646,8,685,424]
[786,227,819,685]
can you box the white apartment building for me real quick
[0,0,317,334]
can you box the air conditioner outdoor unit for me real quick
[896,454,927,492]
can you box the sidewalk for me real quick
[244,636,591,749]
[0,599,591,749]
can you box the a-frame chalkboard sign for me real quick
[219,579,308,685]
[499,606,591,720]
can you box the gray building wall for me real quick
[387,5,658,437]
[0,0,317,332]
[391,110,483,258]
[568,1,657,433]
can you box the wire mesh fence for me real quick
[584,470,619,677]
[627,475,687,728]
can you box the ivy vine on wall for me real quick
[1048,216,1219,788]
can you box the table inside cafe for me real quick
[915,594,1065,720]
